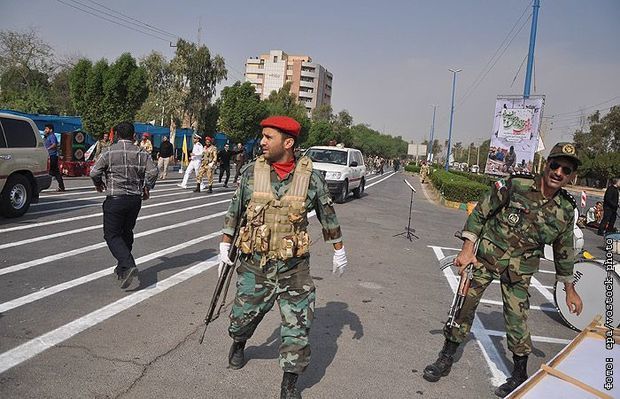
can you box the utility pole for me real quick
[523,0,540,98]
[445,69,462,171]
[428,105,437,162]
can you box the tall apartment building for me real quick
[244,50,333,115]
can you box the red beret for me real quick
[205,136,213,143]
[260,116,301,137]
[143,132,150,138]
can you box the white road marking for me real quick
[0,166,400,374]
[0,192,233,233]
[27,185,232,216]
[0,255,220,374]
[0,199,230,250]
[365,172,396,188]
[491,280,553,290]
[38,178,185,198]
[0,211,227,276]
[33,186,180,206]
[0,231,221,313]
[484,330,571,345]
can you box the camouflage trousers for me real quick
[228,257,316,374]
[443,265,532,356]
[197,163,214,186]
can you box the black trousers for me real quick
[49,155,65,190]
[103,196,142,273]
[598,207,618,234]
[219,164,230,186]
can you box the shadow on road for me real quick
[127,248,217,291]
[243,301,363,392]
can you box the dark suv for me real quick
[0,113,52,217]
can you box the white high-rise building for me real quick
[245,50,333,115]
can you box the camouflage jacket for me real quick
[202,145,218,166]
[462,173,575,283]
[222,159,343,269]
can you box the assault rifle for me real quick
[198,215,245,344]
[439,232,478,329]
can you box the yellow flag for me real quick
[182,135,189,168]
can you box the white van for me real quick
[304,146,366,203]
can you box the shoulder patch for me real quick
[559,188,577,209]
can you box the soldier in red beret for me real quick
[218,115,349,398]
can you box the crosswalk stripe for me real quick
[0,255,219,375]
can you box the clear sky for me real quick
[1,0,619,151]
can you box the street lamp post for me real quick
[445,68,462,171]
[428,105,437,163]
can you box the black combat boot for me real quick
[423,340,459,382]
[193,183,201,193]
[494,354,528,397]
[280,372,301,399]
[208,185,213,193]
[228,340,246,369]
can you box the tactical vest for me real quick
[236,156,313,266]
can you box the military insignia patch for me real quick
[508,213,520,225]
[495,179,506,191]
[562,144,575,155]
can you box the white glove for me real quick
[332,247,347,277]
[218,242,233,277]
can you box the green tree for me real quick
[0,29,56,113]
[170,39,227,131]
[305,120,333,147]
[218,81,267,143]
[263,82,311,143]
[573,106,620,185]
[69,54,147,137]
[102,52,148,126]
[311,104,333,123]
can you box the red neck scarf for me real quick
[272,160,296,180]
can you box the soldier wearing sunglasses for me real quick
[423,142,583,398]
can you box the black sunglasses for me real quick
[549,160,573,175]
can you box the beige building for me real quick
[245,50,333,115]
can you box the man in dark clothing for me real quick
[157,136,174,179]
[43,124,65,192]
[90,122,158,288]
[218,143,234,188]
[598,178,619,235]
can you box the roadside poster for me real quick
[484,95,545,176]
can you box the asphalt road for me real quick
[0,170,615,398]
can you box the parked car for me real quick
[0,113,51,217]
[304,146,366,203]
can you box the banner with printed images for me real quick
[484,95,545,176]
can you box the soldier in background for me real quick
[94,131,112,161]
[420,161,430,183]
[219,116,348,398]
[423,143,584,398]
[233,142,246,184]
[179,133,203,189]
[196,136,217,193]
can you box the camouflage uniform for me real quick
[444,172,576,356]
[197,144,218,187]
[222,158,342,374]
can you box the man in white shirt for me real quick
[179,134,204,189]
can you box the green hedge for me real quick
[449,170,497,186]
[405,164,420,173]
[430,169,490,203]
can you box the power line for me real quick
[55,0,246,82]
[457,13,532,108]
[55,0,171,42]
[457,1,533,107]
[547,96,620,117]
[83,0,179,39]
